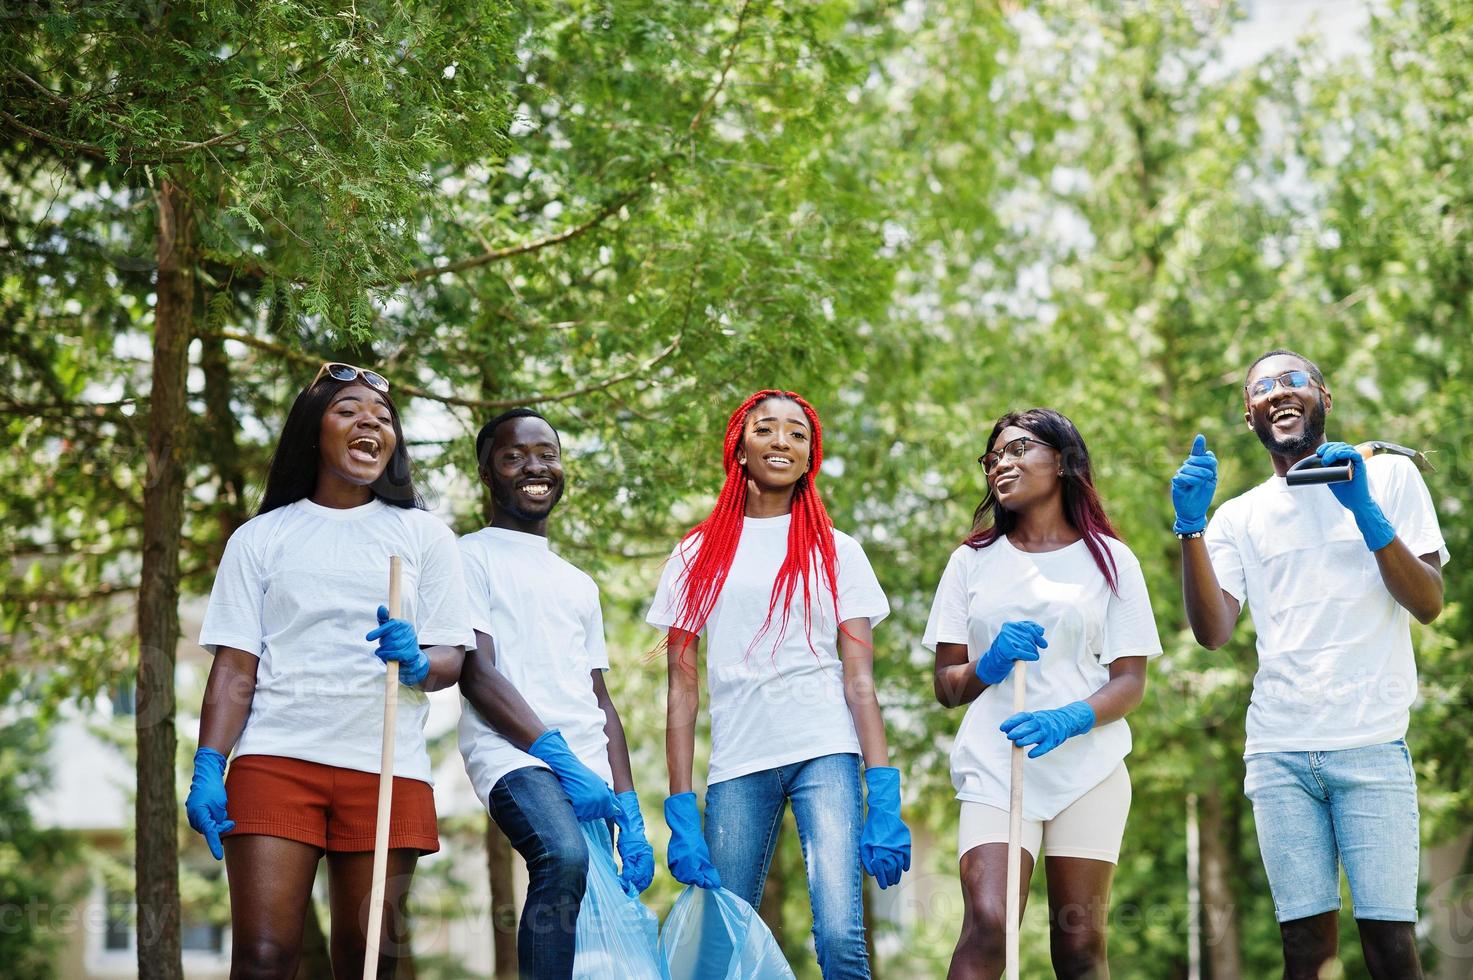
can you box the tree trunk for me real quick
[198,329,248,538]
[758,825,792,960]
[294,897,332,980]
[864,884,879,978]
[1198,779,1243,980]
[487,815,518,979]
[1426,829,1473,980]
[136,178,195,980]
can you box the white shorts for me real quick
[958,763,1131,865]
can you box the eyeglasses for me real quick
[1244,370,1323,400]
[979,436,1053,475]
[311,362,389,393]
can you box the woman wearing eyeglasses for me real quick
[187,363,476,977]
[925,408,1161,980]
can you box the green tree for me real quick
[3,4,513,974]
[0,717,81,980]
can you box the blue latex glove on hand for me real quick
[1172,434,1218,534]
[975,620,1047,686]
[1316,442,1395,551]
[860,766,912,890]
[366,605,430,687]
[185,747,235,860]
[664,792,722,890]
[528,730,619,822]
[613,790,655,897]
[1001,701,1097,759]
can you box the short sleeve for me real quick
[198,525,266,657]
[457,537,496,637]
[1100,552,1163,665]
[835,534,889,628]
[412,520,477,649]
[584,583,610,670]
[1204,504,1247,605]
[1381,457,1450,566]
[645,539,695,632]
[922,548,971,652]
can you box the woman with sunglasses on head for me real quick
[648,389,910,980]
[186,363,476,978]
[926,409,1161,980]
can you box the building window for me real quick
[101,885,225,955]
[103,887,132,952]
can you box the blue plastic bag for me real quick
[574,821,669,980]
[659,885,797,980]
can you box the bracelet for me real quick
[1176,529,1206,540]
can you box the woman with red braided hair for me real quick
[647,389,911,979]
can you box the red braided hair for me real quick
[668,390,843,669]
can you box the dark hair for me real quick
[475,407,556,469]
[258,377,420,515]
[1247,348,1325,389]
[965,408,1122,593]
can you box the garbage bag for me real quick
[659,884,797,980]
[574,821,669,980]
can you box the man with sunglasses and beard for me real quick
[1171,349,1446,979]
[454,408,654,979]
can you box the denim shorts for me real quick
[1244,739,1419,923]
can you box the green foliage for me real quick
[0,717,82,980]
[4,0,1472,975]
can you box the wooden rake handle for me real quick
[363,556,402,975]
[1005,661,1027,980]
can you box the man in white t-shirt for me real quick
[1173,349,1446,980]
[455,408,654,980]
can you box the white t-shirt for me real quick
[456,527,613,810]
[1205,453,1448,755]
[646,514,890,785]
[923,535,1162,822]
[198,498,476,783]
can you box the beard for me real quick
[1252,396,1327,457]
[491,478,564,523]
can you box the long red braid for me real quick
[668,390,843,669]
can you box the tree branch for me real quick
[400,183,648,283]
[398,1,753,285]
[204,328,684,410]
[689,0,755,134]
[0,109,109,159]
[2,581,138,605]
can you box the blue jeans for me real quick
[1244,739,1420,923]
[487,767,589,979]
[705,753,869,979]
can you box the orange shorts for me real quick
[223,755,439,855]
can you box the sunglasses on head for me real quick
[311,362,389,393]
[1245,370,1323,400]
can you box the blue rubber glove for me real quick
[1000,701,1097,759]
[664,792,722,889]
[1172,434,1218,535]
[1316,442,1395,551]
[365,605,430,687]
[185,747,235,860]
[975,621,1047,686]
[860,766,912,890]
[613,790,655,897]
[527,730,619,822]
